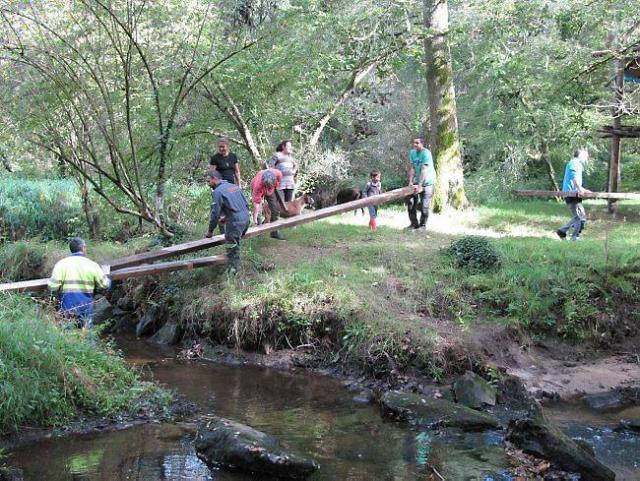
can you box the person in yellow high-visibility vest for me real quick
[48,237,110,328]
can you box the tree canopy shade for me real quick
[2,0,639,235]
[0,0,425,233]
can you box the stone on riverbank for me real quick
[507,416,615,481]
[92,297,114,325]
[0,467,23,481]
[136,305,166,337]
[150,321,182,345]
[453,371,497,408]
[380,391,500,430]
[195,417,319,479]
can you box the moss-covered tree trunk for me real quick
[423,0,467,212]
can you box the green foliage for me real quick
[0,293,171,434]
[447,236,501,271]
[0,178,84,241]
[0,241,46,282]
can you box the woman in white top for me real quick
[269,140,298,202]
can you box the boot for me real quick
[226,244,241,274]
[369,218,377,231]
[270,231,286,241]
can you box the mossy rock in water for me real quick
[453,371,497,408]
[507,417,615,481]
[380,391,500,430]
[195,417,319,479]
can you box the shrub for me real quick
[0,178,84,241]
[447,236,501,271]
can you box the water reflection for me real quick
[10,338,633,480]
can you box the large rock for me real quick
[92,297,114,325]
[583,391,625,412]
[150,321,182,345]
[453,371,497,408]
[380,391,500,430]
[135,305,166,337]
[507,416,616,481]
[195,417,319,479]
[0,467,24,481]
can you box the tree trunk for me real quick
[79,177,100,238]
[541,142,561,193]
[423,0,467,212]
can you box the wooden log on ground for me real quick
[512,190,640,201]
[109,186,416,270]
[0,255,227,293]
[0,187,415,293]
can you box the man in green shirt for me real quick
[406,138,436,230]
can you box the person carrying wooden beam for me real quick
[556,149,592,241]
[47,237,111,329]
[206,171,251,274]
[250,168,289,241]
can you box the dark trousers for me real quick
[265,193,280,222]
[225,220,250,271]
[406,185,434,228]
[280,188,294,202]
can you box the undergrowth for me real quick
[0,293,172,434]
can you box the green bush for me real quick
[0,293,171,433]
[0,178,85,241]
[447,236,501,271]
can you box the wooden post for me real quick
[608,57,624,213]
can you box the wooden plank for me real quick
[512,190,640,200]
[0,278,50,293]
[109,186,416,270]
[0,186,416,292]
[0,255,227,293]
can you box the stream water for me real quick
[7,338,640,480]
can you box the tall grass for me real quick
[0,178,86,241]
[0,294,171,434]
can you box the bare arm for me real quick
[418,165,427,187]
[234,163,241,185]
[252,202,261,224]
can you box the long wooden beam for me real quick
[513,190,640,200]
[0,187,415,293]
[0,255,227,293]
[109,186,415,270]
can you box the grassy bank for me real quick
[0,294,171,435]
[2,198,639,383]
[140,198,637,380]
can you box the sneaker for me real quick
[570,236,581,241]
[404,224,419,231]
[416,224,427,231]
[270,231,286,241]
[555,230,567,240]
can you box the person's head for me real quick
[262,169,277,188]
[574,149,589,163]
[276,140,292,155]
[412,138,424,151]
[207,170,223,188]
[217,138,230,156]
[69,237,86,254]
[370,170,381,183]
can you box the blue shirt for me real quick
[562,158,584,192]
[409,148,436,186]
